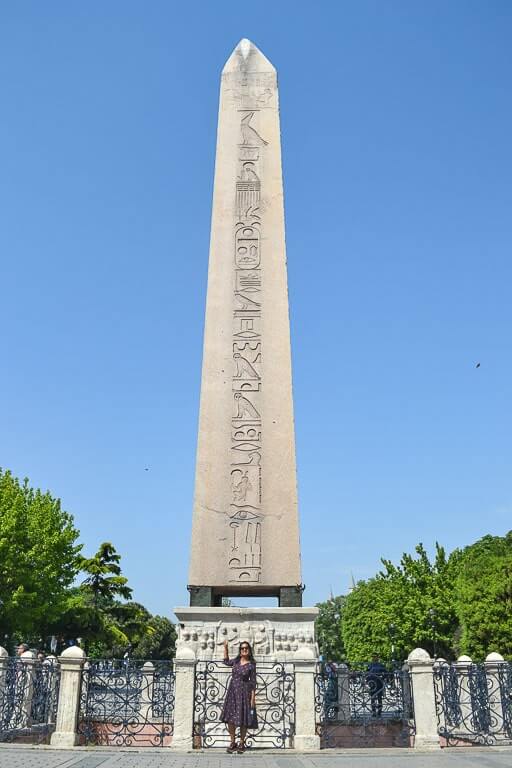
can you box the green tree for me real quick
[47,542,135,653]
[316,595,345,660]
[0,469,81,639]
[341,577,396,663]
[80,542,132,606]
[82,601,176,660]
[455,531,512,659]
[342,543,460,663]
[131,614,176,660]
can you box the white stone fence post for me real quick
[170,650,196,750]
[0,646,8,703]
[406,648,440,749]
[293,653,320,751]
[19,650,37,728]
[50,645,86,746]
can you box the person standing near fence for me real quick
[220,640,258,753]
[16,643,28,656]
[367,655,387,717]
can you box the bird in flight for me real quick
[475,363,481,369]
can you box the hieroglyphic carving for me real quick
[225,72,275,111]
[228,107,268,584]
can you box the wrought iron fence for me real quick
[193,660,295,749]
[315,662,414,748]
[78,659,175,746]
[434,662,512,746]
[0,657,60,743]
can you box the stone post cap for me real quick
[485,652,505,663]
[0,646,8,658]
[175,646,196,662]
[456,654,473,663]
[407,647,432,663]
[21,650,36,659]
[60,645,86,660]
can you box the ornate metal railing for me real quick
[434,662,512,745]
[0,657,60,743]
[193,661,295,749]
[314,663,414,748]
[78,659,175,746]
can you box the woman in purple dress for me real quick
[221,640,258,753]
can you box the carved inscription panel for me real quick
[228,105,268,584]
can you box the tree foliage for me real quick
[342,543,460,663]
[0,471,176,658]
[80,542,132,605]
[83,601,176,659]
[315,596,345,661]
[455,531,512,659]
[0,469,81,637]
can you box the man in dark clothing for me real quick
[366,655,387,717]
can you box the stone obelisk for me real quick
[188,39,301,607]
[173,46,318,753]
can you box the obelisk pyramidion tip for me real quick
[222,38,276,74]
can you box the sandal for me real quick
[226,742,237,753]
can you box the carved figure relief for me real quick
[232,469,251,503]
[240,111,268,146]
[234,392,260,419]
[239,162,260,182]
[177,621,318,661]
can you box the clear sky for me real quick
[1,1,511,619]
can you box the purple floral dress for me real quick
[220,658,258,729]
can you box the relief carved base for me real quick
[173,606,319,662]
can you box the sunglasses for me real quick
[240,646,250,651]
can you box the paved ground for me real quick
[1,747,512,768]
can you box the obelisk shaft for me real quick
[188,40,301,603]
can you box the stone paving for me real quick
[1,747,512,768]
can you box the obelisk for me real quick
[187,39,302,607]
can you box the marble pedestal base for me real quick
[171,606,320,751]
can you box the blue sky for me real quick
[1,1,511,618]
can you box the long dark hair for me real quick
[235,641,255,663]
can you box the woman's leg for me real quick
[227,722,236,750]
[239,725,247,750]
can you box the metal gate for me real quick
[0,657,60,744]
[193,661,295,748]
[78,659,175,746]
[434,662,512,746]
[315,663,414,748]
